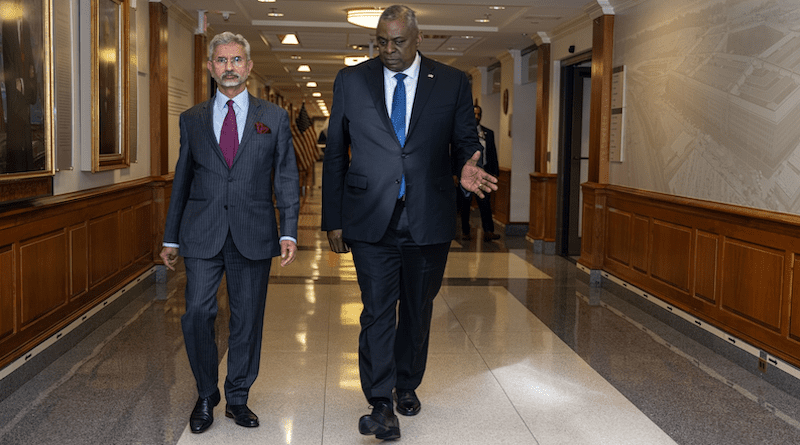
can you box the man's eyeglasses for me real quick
[214,56,246,68]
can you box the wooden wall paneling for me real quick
[790,254,800,342]
[194,34,208,105]
[0,181,158,369]
[19,231,68,326]
[495,168,511,225]
[121,201,153,267]
[89,212,121,287]
[527,173,557,241]
[631,215,649,273]
[720,238,784,332]
[150,180,169,263]
[650,219,692,293]
[579,185,595,262]
[694,230,719,304]
[121,207,135,269]
[149,2,169,176]
[69,223,88,299]
[583,184,800,368]
[588,15,614,184]
[133,201,153,262]
[535,44,550,173]
[0,245,14,341]
[605,207,631,267]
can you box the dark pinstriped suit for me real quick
[164,93,299,405]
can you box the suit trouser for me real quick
[348,200,450,402]
[458,190,494,234]
[181,231,271,405]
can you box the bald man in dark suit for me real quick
[322,5,497,440]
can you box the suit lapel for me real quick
[201,98,229,167]
[234,94,259,165]
[408,56,435,139]
[366,59,397,147]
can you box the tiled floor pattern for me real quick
[2,162,800,444]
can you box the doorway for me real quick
[556,57,591,259]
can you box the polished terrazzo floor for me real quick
[2,163,800,444]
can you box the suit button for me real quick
[395,179,400,184]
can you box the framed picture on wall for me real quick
[0,0,55,183]
[91,0,129,172]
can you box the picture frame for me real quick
[0,0,55,182]
[91,0,129,172]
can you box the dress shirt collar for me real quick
[383,52,421,84]
[214,89,249,114]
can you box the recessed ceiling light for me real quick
[344,56,369,66]
[475,14,490,23]
[267,8,283,17]
[281,34,299,45]
[258,0,276,2]
[306,81,317,87]
[312,92,322,97]
[291,55,301,60]
[489,6,505,10]
[297,65,311,72]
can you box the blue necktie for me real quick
[391,73,407,199]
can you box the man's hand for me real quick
[460,150,498,198]
[280,239,298,267]
[327,229,350,253]
[160,246,179,271]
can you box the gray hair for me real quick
[207,32,251,61]
[379,5,419,33]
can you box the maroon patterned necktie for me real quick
[220,100,238,167]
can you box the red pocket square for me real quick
[255,122,271,134]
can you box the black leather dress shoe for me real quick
[395,389,421,416]
[189,390,221,434]
[226,404,259,428]
[483,232,501,241]
[358,400,400,440]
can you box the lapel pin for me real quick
[428,74,434,78]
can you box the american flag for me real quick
[296,102,312,133]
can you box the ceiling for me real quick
[168,0,592,118]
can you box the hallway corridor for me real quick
[2,162,800,444]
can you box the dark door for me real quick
[556,62,591,258]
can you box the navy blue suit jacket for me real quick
[321,55,481,245]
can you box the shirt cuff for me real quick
[280,236,297,244]
[163,242,179,248]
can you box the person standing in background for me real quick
[458,105,500,242]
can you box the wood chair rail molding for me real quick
[580,183,800,369]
